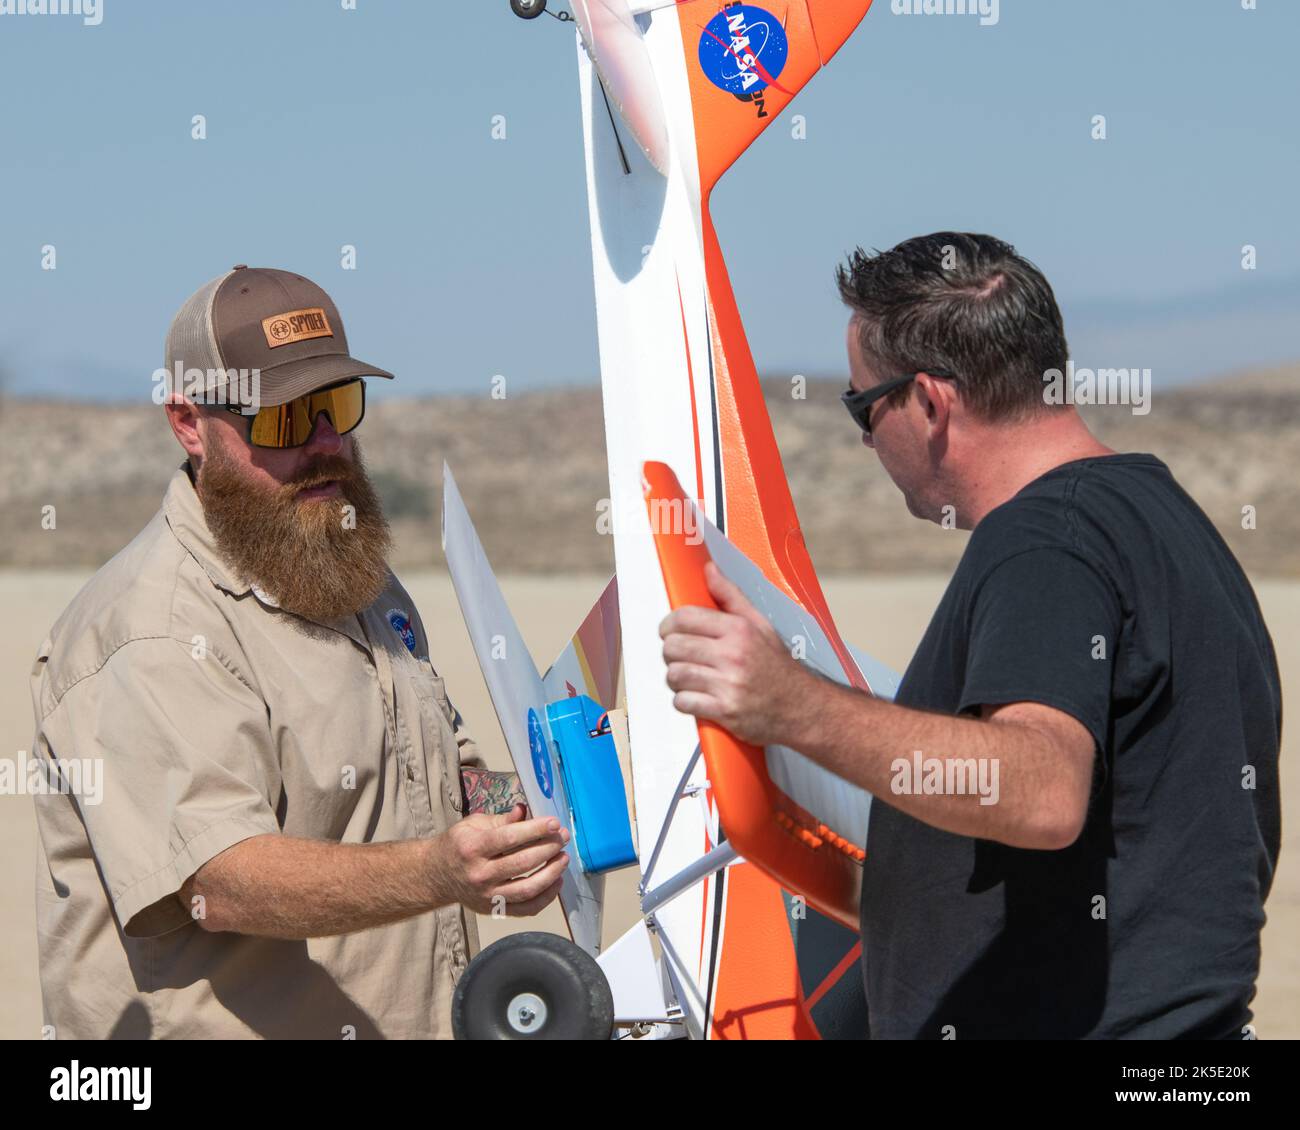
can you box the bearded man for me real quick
[27,266,568,1040]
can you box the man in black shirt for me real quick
[659,232,1281,1039]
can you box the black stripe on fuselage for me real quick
[702,288,727,1033]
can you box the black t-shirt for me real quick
[861,453,1282,1039]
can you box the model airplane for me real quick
[447,0,888,1040]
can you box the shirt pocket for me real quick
[408,663,465,820]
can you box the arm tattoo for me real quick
[460,769,527,816]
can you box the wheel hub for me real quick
[506,992,548,1034]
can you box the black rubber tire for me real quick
[510,0,548,19]
[452,932,614,1040]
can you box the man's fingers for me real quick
[505,878,565,918]
[671,690,726,723]
[661,631,723,666]
[658,604,732,640]
[483,804,527,828]
[489,839,568,883]
[495,852,569,904]
[487,815,568,856]
[665,661,717,695]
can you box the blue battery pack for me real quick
[544,695,637,874]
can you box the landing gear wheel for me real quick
[510,0,548,19]
[452,932,614,1040]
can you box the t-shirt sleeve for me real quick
[47,636,282,938]
[959,547,1121,751]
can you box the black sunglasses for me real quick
[841,369,959,438]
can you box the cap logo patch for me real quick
[261,307,333,349]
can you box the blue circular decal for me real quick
[698,5,789,99]
[527,708,554,799]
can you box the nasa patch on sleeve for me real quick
[386,608,419,655]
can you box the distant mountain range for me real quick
[2,363,1297,576]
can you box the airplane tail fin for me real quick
[677,0,875,195]
[581,1,875,191]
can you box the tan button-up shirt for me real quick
[28,464,482,1039]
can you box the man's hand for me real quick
[659,561,812,747]
[434,805,569,916]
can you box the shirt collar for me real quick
[163,461,252,598]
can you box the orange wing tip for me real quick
[641,459,675,497]
[644,460,863,929]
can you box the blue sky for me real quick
[1,0,1296,402]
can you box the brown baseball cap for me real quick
[164,266,394,407]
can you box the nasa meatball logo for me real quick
[698,2,789,111]
[386,609,418,655]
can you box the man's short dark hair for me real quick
[836,232,1069,420]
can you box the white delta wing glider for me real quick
[445,0,892,1040]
